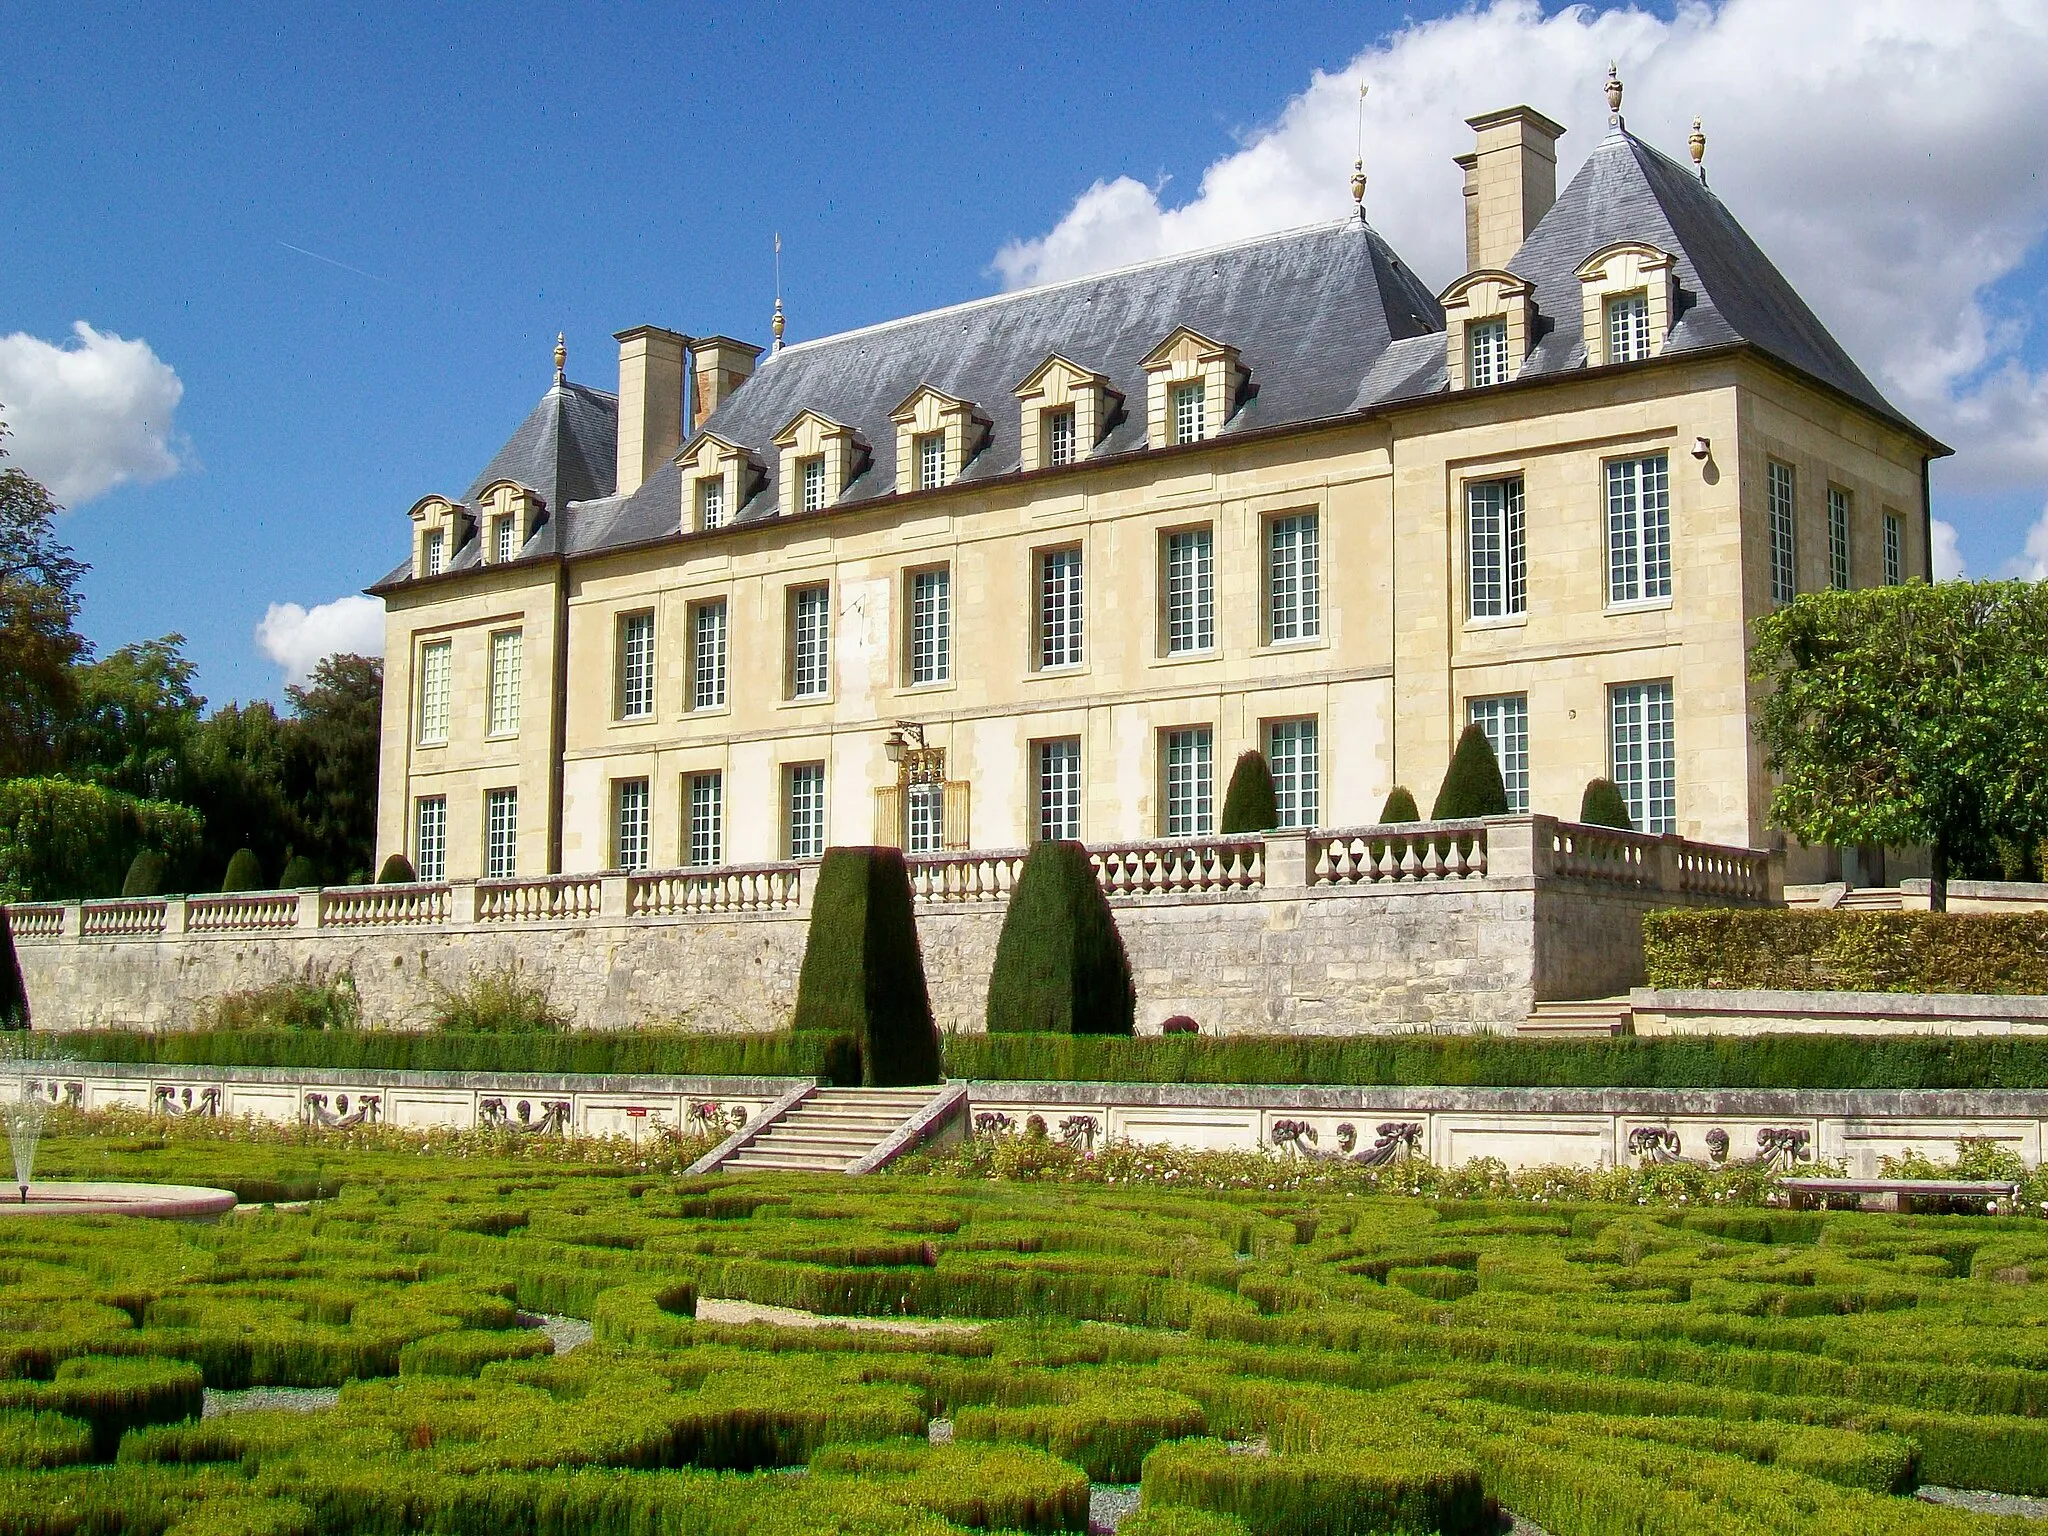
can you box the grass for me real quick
[1,1112,2045,1535]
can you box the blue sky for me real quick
[4,1,2045,707]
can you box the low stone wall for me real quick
[1630,988,2048,1037]
[12,817,1776,1037]
[1901,879,2048,913]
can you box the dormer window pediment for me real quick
[474,480,542,563]
[887,385,992,494]
[1139,327,1246,447]
[677,431,764,532]
[1439,269,1536,391]
[1014,354,1120,471]
[770,409,868,518]
[408,495,473,580]
[1575,242,1675,368]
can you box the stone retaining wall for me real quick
[1630,988,2048,1037]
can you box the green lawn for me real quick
[3,1117,2047,1535]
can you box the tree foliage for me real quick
[285,654,383,884]
[1751,582,2048,882]
[986,840,1135,1036]
[793,847,941,1086]
[58,636,203,801]
[0,777,202,902]
[0,431,88,777]
[0,909,25,1029]
[1432,724,1510,820]
[1378,786,1420,824]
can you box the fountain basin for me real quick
[0,1182,239,1220]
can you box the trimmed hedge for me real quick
[793,848,941,1087]
[0,1357,205,1459]
[397,1328,554,1377]
[0,1410,92,1470]
[955,1384,1205,1481]
[986,840,1135,1037]
[1141,1436,1489,1536]
[122,849,169,898]
[808,1441,1090,1534]
[220,850,264,894]
[1378,786,1420,824]
[0,908,25,1030]
[1579,778,1632,830]
[1218,752,1278,835]
[1644,909,2048,994]
[376,854,415,884]
[1432,724,1509,821]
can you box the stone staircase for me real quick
[1519,997,1633,1037]
[694,1085,965,1175]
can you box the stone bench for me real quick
[1780,1176,2020,1214]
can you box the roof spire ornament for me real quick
[1689,116,1707,184]
[1605,62,1625,132]
[772,233,786,353]
[553,332,566,384]
[1350,82,1369,222]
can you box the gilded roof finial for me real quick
[1350,82,1369,222]
[1689,116,1707,184]
[772,297,785,352]
[553,332,566,383]
[1605,62,1625,131]
[772,232,786,353]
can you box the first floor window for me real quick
[698,476,726,530]
[1468,317,1510,388]
[801,455,827,512]
[687,772,723,868]
[414,796,446,882]
[906,782,945,855]
[1163,727,1214,837]
[692,600,728,710]
[1268,512,1321,642]
[791,584,831,697]
[1827,486,1851,590]
[1606,454,1671,603]
[1610,682,1677,835]
[1467,478,1526,619]
[1038,546,1084,668]
[1607,291,1651,363]
[488,628,522,737]
[1044,406,1076,467]
[618,611,656,719]
[908,566,950,684]
[1164,527,1215,653]
[417,639,451,745]
[1768,459,1798,606]
[1467,694,1530,814]
[1884,512,1903,585]
[1036,738,1082,842]
[917,431,946,490]
[786,762,826,859]
[484,788,517,880]
[1267,718,1320,829]
[614,778,651,871]
[1171,380,1205,444]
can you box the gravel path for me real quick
[1919,1488,2048,1520]
[520,1312,594,1354]
[202,1386,339,1419]
[695,1297,981,1336]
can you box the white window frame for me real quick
[908,567,951,685]
[1467,478,1527,621]
[1038,547,1084,669]
[699,476,726,531]
[417,639,451,746]
[1163,528,1215,655]
[1467,694,1530,815]
[1044,406,1076,468]
[1171,381,1206,445]
[1606,292,1651,364]
[687,772,723,868]
[916,431,947,491]
[906,782,945,855]
[1610,682,1677,835]
[1036,738,1082,842]
[801,455,827,513]
[484,788,518,880]
[786,762,826,860]
[488,629,521,738]
[790,584,831,698]
[614,778,651,872]
[414,795,447,883]
[618,611,656,720]
[1267,718,1320,830]
[493,514,516,564]
[1884,513,1903,586]
[1163,727,1214,837]
[1467,317,1510,389]
[1768,459,1798,607]
[691,600,727,711]
[1828,486,1851,591]
[423,528,445,577]
[1267,512,1321,643]
[1606,454,1672,605]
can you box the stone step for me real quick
[1837,887,1904,911]
[748,1135,882,1156]
[725,1151,854,1171]
[1519,998,1632,1038]
[780,1112,919,1131]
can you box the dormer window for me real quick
[1014,355,1117,473]
[771,410,866,519]
[408,494,472,579]
[424,529,445,576]
[1607,292,1651,363]
[1468,319,1510,388]
[916,432,946,491]
[493,515,516,563]
[1438,270,1535,392]
[1172,382,1206,445]
[888,386,990,496]
[699,476,726,530]
[802,456,827,511]
[1139,327,1245,450]
[676,430,762,534]
[1044,407,1076,467]
[1576,243,1674,367]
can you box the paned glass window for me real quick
[1468,317,1510,388]
[417,640,451,745]
[1038,547,1084,668]
[699,476,726,530]
[414,796,446,883]
[917,432,946,491]
[423,529,444,576]
[1164,529,1215,654]
[791,585,831,697]
[1768,460,1798,607]
[906,782,945,855]
[1163,727,1214,836]
[494,515,516,563]
[1884,513,1903,585]
[614,779,650,871]
[1610,682,1677,835]
[1036,738,1082,842]
[1606,454,1672,604]
[1607,292,1651,363]
[909,567,951,684]
[618,612,655,719]
[1828,486,1852,591]
[786,763,826,860]
[691,600,727,710]
[488,629,521,737]
[1045,407,1076,467]
[1267,718,1320,829]
[1467,695,1530,814]
[687,772,723,868]
[1468,478,1527,619]
[1171,381,1206,445]
[801,455,827,512]
[1268,513,1321,642]
[485,788,517,880]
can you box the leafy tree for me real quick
[284,653,382,882]
[1432,724,1510,820]
[0,909,26,1029]
[1218,751,1279,834]
[1378,786,1420,824]
[986,840,1135,1035]
[177,701,298,894]
[59,635,203,800]
[1751,582,2048,904]
[0,777,202,901]
[1580,778,1634,830]
[793,847,940,1086]
[0,428,88,775]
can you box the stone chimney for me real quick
[691,336,763,431]
[613,326,690,497]
[1459,107,1566,271]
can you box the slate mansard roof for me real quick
[379,120,1932,593]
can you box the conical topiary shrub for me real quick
[1218,751,1279,835]
[122,849,168,898]
[279,855,320,890]
[1431,724,1511,820]
[377,854,416,884]
[0,908,28,1030]
[1378,786,1420,824]
[1580,777,1634,830]
[792,847,941,1087]
[986,840,1135,1036]
[221,849,265,893]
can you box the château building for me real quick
[373,84,1943,889]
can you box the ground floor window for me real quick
[1609,682,1676,834]
[614,778,651,871]
[484,788,517,880]
[687,772,722,868]
[1266,718,1319,829]
[906,782,945,854]
[414,796,446,882]
[1467,694,1530,814]
[1036,738,1082,842]
[1163,727,1214,837]
[786,763,825,859]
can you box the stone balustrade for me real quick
[628,865,803,916]
[478,876,603,924]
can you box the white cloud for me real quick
[1932,518,1967,580]
[996,0,2048,512]
[255,596,385,686]
[0,322,188,506]
[2003,503,2048,581]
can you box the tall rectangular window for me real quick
[917,432,946,491]
[417,640,451,745]
[1610,682,1677,835]
[801,455,827,512]
[1467,478,1527,620]
[906,783,945,855]
[1163,728,1214,836]
[1268,513,1321,642]
[1467,695,1530,814]
[484,788,518,880]
[1827,486,1852,591]
[414,796,446,882]
[1607,292,1651,363]
[790,584,831,698]
[687,772,722,868]
[691,600,727,710]
[698,476,726,530]
[614,779,650,871]
[1267,718,1320,829]
[786,762,826,859]
[1036,738,1082,842]
[618,612,655,719]
[1044,406,1076,467]
[1164,528,1215,654]
[1038,547,1084,668]
[1884,513,1903,585]
[1467,317,1510,388]
[908,567,951,685]
[494,514,516,563]
[423,529,444,576]
[1606,454,1672,604]
[488,629,521,737]
[1171,381,1206,445]
[1768,459,1798,607]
